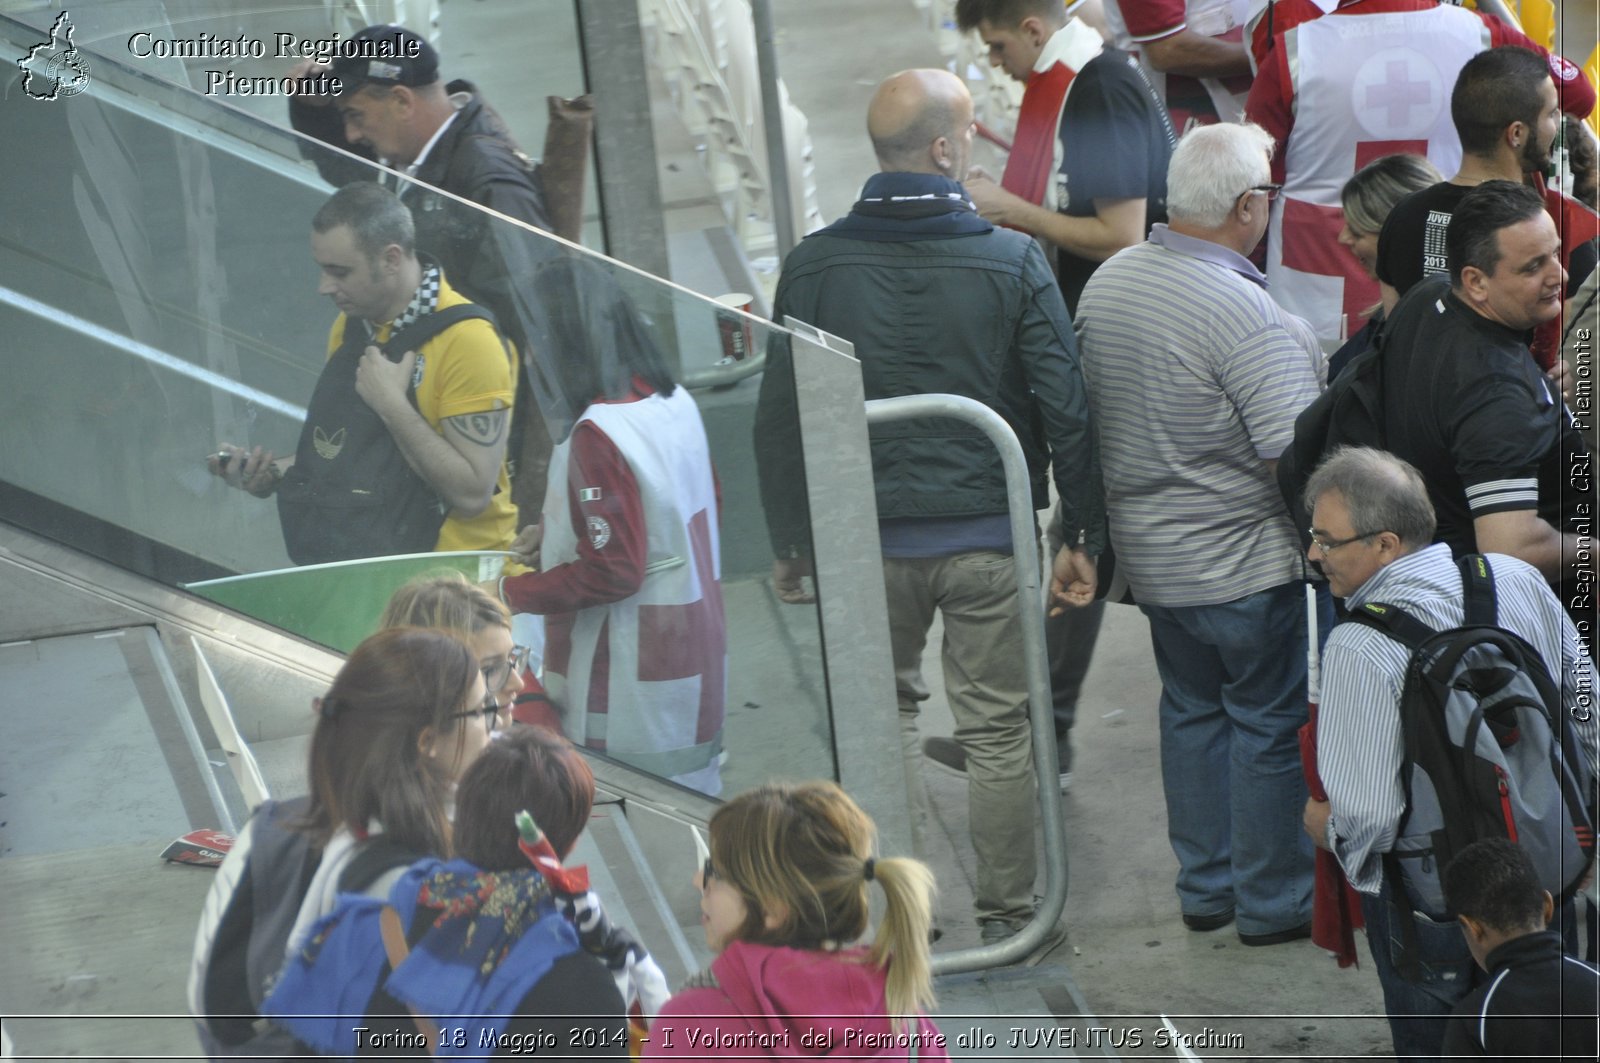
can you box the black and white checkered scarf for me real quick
[389,261,442,332]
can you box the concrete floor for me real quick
[769,2,1392,1056]
[10,1,1598,1057]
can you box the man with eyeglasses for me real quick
[1300,444,1596,1059]
[1369,180,1592,653]
[1075,121,1323,947]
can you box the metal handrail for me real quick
[863,394,1068,975]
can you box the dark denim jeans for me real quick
[1046,598,1104,744]
[1360,877,1478,1062]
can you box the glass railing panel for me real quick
[5,0,603,244]
[0,9,835,796]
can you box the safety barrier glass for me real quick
[0,8,836,799]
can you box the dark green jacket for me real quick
[756,176,1106,559]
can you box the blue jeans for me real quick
[1359,877,1478,1062]
[1141,581,1314,935]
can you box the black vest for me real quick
[275,303,495,565]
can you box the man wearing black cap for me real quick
[288,24,554,517]
[287,24,550,305]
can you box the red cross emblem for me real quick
[1281,139,1428,335]
[1352,48,1443,139]
[636,507,726,741]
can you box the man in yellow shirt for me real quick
[210,182,516,562]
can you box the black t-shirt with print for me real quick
[1379,277,1586,560]
[1054,48,1173,315]
[1378,181,1598,298]
[1375,182,1470,295]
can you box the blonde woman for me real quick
[380,570,559,730]
[1328,153,1442,382]
[646,782,948,1060]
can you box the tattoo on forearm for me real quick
[447,409,508,447]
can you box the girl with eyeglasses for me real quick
[647,781,949,1060]
[379,570,559,731]
[190,627,497,1058]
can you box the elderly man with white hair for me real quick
[1074,121,1324,946]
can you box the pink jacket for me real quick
[644,941,948,1060]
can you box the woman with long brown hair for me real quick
[286,626,495,945]
[190,627,494,1058]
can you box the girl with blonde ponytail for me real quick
[646,781,948,1060]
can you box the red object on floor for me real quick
[160,829,233,867]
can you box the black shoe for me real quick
[1238,921,1312,947]
[1181,909,1235,932]
[923,736,968,778]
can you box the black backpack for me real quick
[276,304,497,565]
[1349,555,1596,977]
[1277,335,1387,552]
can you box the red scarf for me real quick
[1000,60,1077,207]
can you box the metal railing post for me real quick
[749,0,798,262]
[863,394,1068,975]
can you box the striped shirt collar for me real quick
[1148,224,1269,289]
[1344,542,1453,610]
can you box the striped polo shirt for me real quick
[1076,225,1322,607]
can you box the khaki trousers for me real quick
[884,551,1037,924]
